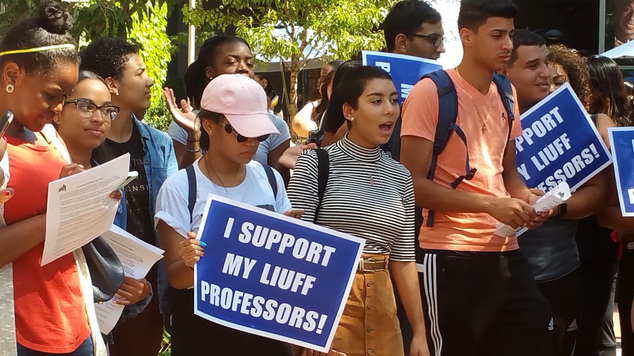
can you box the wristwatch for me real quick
[557,202,568,217]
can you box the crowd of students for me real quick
[2,0,634,355]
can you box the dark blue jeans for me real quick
[17,336,93,356]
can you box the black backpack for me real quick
[422,70,515,227]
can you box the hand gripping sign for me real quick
[362,51,442,105]
[608,127,634,216]
[515,83,611,193]
[194,195,365,352]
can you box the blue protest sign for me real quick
[193,195,365,352]
[362,51,442,104]
[515,83,611,192]
[608,127,634,216]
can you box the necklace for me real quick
[202,156,229,192]
[455,66,491,133]
[340,145,381,186]
[360,163,379,186]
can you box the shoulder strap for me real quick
[262,164,278,199]
[186,165,196,224]
[492,73,516,147]
[422,70,476,227]
[423,70,459,159]
[590,113,598,125]
[314,148,329,224]
[42,124,71,163]
[187,164,278,222]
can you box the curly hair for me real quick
[79,37,138,80]
[547,44,591,110]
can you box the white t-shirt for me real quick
[253,114,291,165]
[154,159,291,237]
[167,114,291,166]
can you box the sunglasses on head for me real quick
[224,123,269,142]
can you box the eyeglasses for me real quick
[411,33,445,48]
[224,123,269,142]
[63,98,120,121]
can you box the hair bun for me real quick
[37,0,73,34]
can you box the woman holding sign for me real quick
[287,66,429,356]
[155,74,299,356]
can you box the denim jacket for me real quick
[111,117,178,317]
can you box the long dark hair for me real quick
[311,69,337,123]
[183,35,250,109]
[587,55,632,127]
[321,60,363,133]
[0,0,78,75]
[326,66,393,130]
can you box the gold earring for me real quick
[6,84,14,93]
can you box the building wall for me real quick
[514,0,600,54]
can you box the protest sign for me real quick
[362,51,442,104]
[515,83,611,192]
[608,127,634,216]
[194,195,365,352]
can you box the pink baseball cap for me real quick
[200,74,279,138]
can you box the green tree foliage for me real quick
[183,0,396,119]
[0,0,175,131]
[128,1,173,131]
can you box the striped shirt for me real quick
[288,136,415,261]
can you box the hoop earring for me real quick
[5,84,14,93]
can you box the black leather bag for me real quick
[82,236,125,303]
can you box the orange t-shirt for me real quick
[4,133,90,353]
[401,69,522,252]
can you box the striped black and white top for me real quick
[287,136,415,261]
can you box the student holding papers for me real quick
[0,2,111,355]
[155,74,299,356]
[80,37,178,356]
[54,71,151,310]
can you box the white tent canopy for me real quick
[602,40,634,59]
